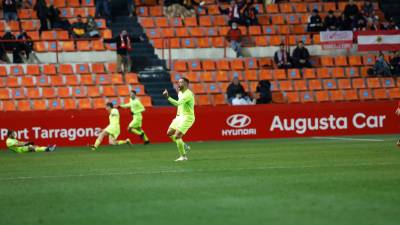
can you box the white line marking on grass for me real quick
[1,162,399,181]
[312,137,385,142]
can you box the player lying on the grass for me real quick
[396,101,400,147]
[91,102,131,150]
[118,90,150,144]
[6,130,56,153]
[163,77,195,161]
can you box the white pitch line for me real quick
[312,137,385,142]
[0,162,399,182]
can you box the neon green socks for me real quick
[94,139,101,148]
[35,147,47,152]
[117,140,127,145]
[176,138,186,156]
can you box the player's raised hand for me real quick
[396,108,400,116]
[162,89,169,98]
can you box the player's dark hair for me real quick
[131,90,137,95]
[181,77,190,85]
[106,102,114,108]
[7,129,14,137]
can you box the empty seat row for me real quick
[0,96,152,111]
[0,74,139,87]
[0,85,146,100]
[0,63,127,76]
[34,40,114,52]
[16,6,95,20]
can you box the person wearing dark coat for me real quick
[343,0,360,20]
[255,80,272,104]
[34,0,49,35]
[307,9,323,32]
[390,51,400,76]
[103,30,144,73]
[219,0,244,26]
[16,31,40,63]
[324,10,339,31]
[226,76,247,104]
[274,43,292,69]
[2,0,18,22]
[292,41,311,68]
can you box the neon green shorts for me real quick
[11,146,30,153]
[105,125,120,139]
[129,114,143,128]
[169,115,195,134]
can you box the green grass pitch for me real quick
[1,135,400,225]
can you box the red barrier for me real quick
[0,101,399,149]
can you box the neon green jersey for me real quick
[6,138,19,152]
[109,108,120,127]
[120,98,145,115]
[168,89,195,117]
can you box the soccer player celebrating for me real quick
[162,77,195,161]
[6,130,56,153]
[396,101,400,147]
[119,90,150,144]
[91,102,131,150]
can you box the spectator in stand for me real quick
[307,9,323,32]
[48,4,71,30]
[2,29,17,63]
[232,93,255,106]
[274,43,292,69]
[382,17,399,30]
[20,0,32,9]
[226,76,247,104]
[324,10,339,31]
[372,52,392,76]
[255,80,272,104]
[127,0,135,18]
[95,0,110,19]
[292,41,311,68]
[226,21,243,58]
[86,16,100,38]
[34,0,49,35]
[103,30,144,73]
[218,0,244,26]
[354,14,367,31]
[16,30,40,63]
[2,0,18,22]
[242,0,258,26]
[362,0,374,18]
[70,15,87,39]
[163,0,175,18]
[343,0,359,20]
[390,51,400,76]
[181,0,205,18]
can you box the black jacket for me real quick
[104,35,142,55]
[292,47,310,62]
[324,15,338,30]
[227,82,246,99]
[2,0,17,13]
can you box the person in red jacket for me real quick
[226,22,243,58]
[396,101,400,147]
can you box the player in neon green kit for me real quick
[119,90,150,144]
[6,130,56,153]
[163,77,195,161]
[91,102,131,150]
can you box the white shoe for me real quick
[174,156,188,162]
[184,143,190,153]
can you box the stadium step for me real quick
[139,71,177,106]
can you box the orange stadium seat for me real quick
[63,98,77,110]
[125,73,139,84]
[211,37,225,48]
[37,76,50,87]
[345,67,360,77]
[263,26,276,35]
[359,89,373,101]
[215,71,228,82]
[287,69,301,79]
[302,68,316,79]
[206,83,221,94]
[286,91,300,103]
[61,41,75,51]
[202,60,216,71]
[373,89,388,99]
[11,88,25,99]
[42,87,56,98]
[366,78,381,88]
[76,64,90,74]
[107,63,118,73]
[26,88,41,99]
[185,72,199,82]
[184,17,198,27]
[231,59,244,70]
[352,78,366,89]
[6,77,20,87]
[77,41,91,51]
[348,55,362,66]
[141,96,152,107]
[300,91,314,103]
[170,18,183,27]
[0,89,10,100]
[388,88,400,99]
[211,94,226,105]
[320,56,334,67]
[293,80,308,91]
[216,59,230,71]
[1,100,15,111]
[335,56,348,66]
[77,98,92,109]
[330,90,344,101]
[93,98,106,109]
[199,16,212,26]
[80,75,94,85]
[244,70,258,81]
[293,3,308,13]
[17,100,31,111]
[257,15,270,25]
[308,79,322,90]
[315,91,330,102]
[191,83,206,94]
[59,64,74,75]
[150,6,163,16]
[21,76,35,87]
[65,75,79,86]
[331,67,345,78]
[254,36,268,46]
[188,60,202,71]
[274,69,286,80]
[265,4,279,13]
[111,74,124,85]
[362,54,376,65]
[91,63,105,74]
[102,86,116,97]
[43,64,57,75]
[196,95,211,105]
[155,17,169,27]
[96,74,111,85]
[271,15,285,25]
[32,99,47,111]
[259,69,273,80]
[50,76,65,86]
[316,68,330,78]
[381,78,395,88]
[10,65,24,76]
[279,80,293,91]
[87,86,101,98]
[323,79,337,90]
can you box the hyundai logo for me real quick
[226,114,251,128]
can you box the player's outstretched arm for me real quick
[163,89,178,106]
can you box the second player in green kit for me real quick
[119,90,150,144]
